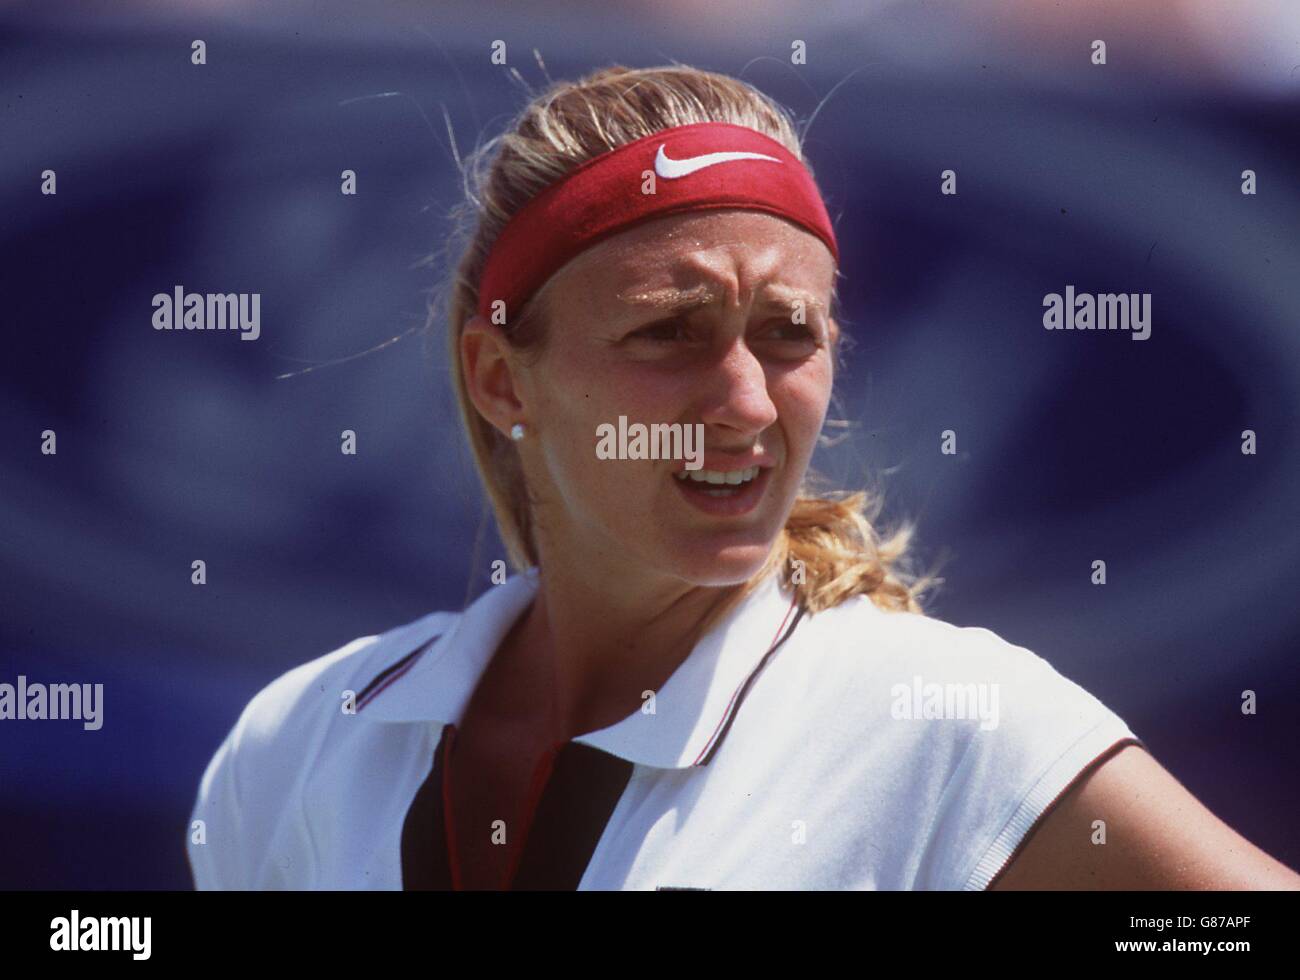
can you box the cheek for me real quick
[534,380,601,481]
[529,356,674,506]
[773,360,833,449]
[540,348,689,432]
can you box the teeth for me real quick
[674,466,760,484]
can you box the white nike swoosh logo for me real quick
[653,145,781,179]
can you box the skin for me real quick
[460,208,1300,891]
[990,744,1300,889]
[461,210,838,741]
[455,209,837,887]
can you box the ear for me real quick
[460,314,526,438]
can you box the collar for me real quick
[356,566,804,769]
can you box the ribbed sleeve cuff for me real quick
[964,716,1145,890]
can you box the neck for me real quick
[511,545,747,742]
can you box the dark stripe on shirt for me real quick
[509,742,634,890]
[695,602,807,766]
[400,725,633,890]
[354,636,439,711]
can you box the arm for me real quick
[988,743,1300,890]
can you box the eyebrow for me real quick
[615,284,827,316]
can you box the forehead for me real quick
[539,210,837,315]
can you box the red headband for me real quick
[476,121,839,321]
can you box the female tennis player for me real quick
[188,64,1300,890]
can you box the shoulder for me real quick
[186,608,457,888]
[230,609,455,754]
[787,595,1121,754]
[777,595,1140,889]
[794,593,1074,690]
[766,592,1129,750]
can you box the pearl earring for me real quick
[510,423,526,441]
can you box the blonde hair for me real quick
[438,64,939,617]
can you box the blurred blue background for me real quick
[1,0,1297,888]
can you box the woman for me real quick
[188,64,1300,890]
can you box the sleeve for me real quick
[186,721,251,890]
[184,632,386,890]
[916,629,1146,891]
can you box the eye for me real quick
[762,319,819,343]
[631,317,690,342]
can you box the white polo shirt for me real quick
[187,566,1142,890]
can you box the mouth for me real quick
[672,464,772,516]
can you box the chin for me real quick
[662,539,777,588]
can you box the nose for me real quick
[697,337,779,438]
